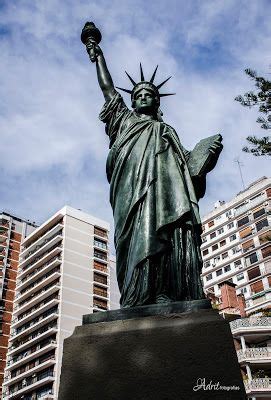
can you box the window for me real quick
[266,188,271,198]
[237,216,249,228]
[220,240,226,247]
[218,227,224,235]
[94,249,107,261]
[202,236,207,243]
[206,274,212,281]
[242,239,255,253]
[245,252,258,266]
[237,273,244,281]
[232,246,240,255]
[224,265,231,272]
[210,232,216,239]
[259,231,271,244]
[247,266,261,280]
[94,238,107,250]
[234,260,242,268]
[240,287,247,294]
[256,218,268,232]
[216,269,223,277]
[208,220,214,228]
[214,256,220,263]
[230,234,236,242]
[212,244,218,251]
[253,208,265,220]
[94,227,107,238]
[262,245,271,259]
[222,252,228,259]
[239,227,252,239]
[204,261,210,268]
[202,249,209,256]
[250,279,264,294]
[226,210,232,218]
[227,222,234,229]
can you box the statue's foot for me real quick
[155,294,173,304]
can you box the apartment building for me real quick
[2,206,111,400]
[201,176,271,400]
[0,212,37,397]
[201,176,271,314]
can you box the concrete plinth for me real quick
[58,303,246,400]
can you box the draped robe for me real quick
[100,92,217,307]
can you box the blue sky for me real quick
[0,0,270,235]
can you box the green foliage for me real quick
[235,69,271,156]
[242,135,271,156]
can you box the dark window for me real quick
[224,265,231,272]
[218,228,224,235]
[247,266,261,280]
[220,240,226,247]
[230,234,236,241]
[216,269,223,277]
[210,232,216,239]
[237,273,244,281]
[206,274,212,281]
[234,260,242,268]
[237,216,249,228]
[222,252,228,259]
[227,222,234,229]
[208,221,214,228]
[256,218,268,232]
[212,244,218,251]
[262,245,271,259]
[202,249,209,256]
[246,252,258,266]
[253,208,265,220]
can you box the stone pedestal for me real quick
[58,301,246,400]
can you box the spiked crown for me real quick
[116,64,175,104]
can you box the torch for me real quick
[81,22,102,62]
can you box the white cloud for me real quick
[0,0,270,231]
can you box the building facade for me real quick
[2,206,111,400]
[0,212,36,398]
[201,176,271,400]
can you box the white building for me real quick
[201,176,271,400]
[2,206,111,399]
[201,176,271,314]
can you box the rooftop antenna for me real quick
[234,158,245,190]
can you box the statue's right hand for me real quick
[86,40,102,63]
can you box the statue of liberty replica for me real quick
[58,22,247,400]
[82,22,223,308]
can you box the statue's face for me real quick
[133,89,157,114]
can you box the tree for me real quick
[235,68,271,156]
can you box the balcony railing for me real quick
[230,316,271,331]
[18,256,61,288]
[237,347,271,362]
[245,378,271,391]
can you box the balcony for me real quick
[13,284,60,316]
[8,326,58,357]
[4,369,54,399]
[4,357,55,389]
[237,347,271,363]
[6,342,57,371]
[12,297,60,330]
[15,270,61,304]
[231,317,271,335]
[21,223,63,258]
[10,312,58,342]
[17,256,61,292]
[244,378,271,394]
[18,246,62,280]
[19,234,62,270]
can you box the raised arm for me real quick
[86,41,116,102]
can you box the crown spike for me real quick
[125,71,136,86]
[140,63,145,81]
[150,65,158,83]
[116,86,132,94]
[159,93,176,97]
[157,76,171,89]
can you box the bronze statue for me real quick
[82,22,223,308]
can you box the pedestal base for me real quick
[58,305,246,400]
